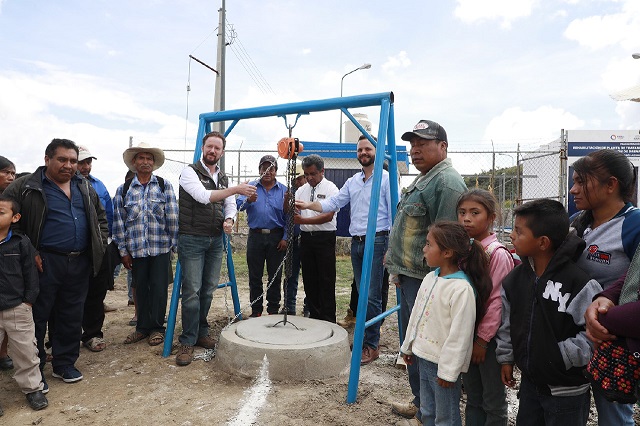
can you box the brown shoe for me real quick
[176,345,194,366]
[360,345,380,365]
[391,400,418,419]
[195,334,216,349]
[337,308,357,328]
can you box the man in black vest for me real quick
[175,131,256,366]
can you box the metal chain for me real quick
[221,157,297,330]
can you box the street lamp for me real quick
[339,63,371,143]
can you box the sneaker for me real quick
[391,400,418,419]
[249,312,262,318]
[176,345,194,366]
[41,378,49,394]
[52,366,83,383]
[278,307,296,315]
[26,390,48,411]
[337,308,356,328]
[195,335,216,349]
[360,345,380,365]
[0,356,13,370]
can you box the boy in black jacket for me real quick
[496,199,601,425]
[0,196,48,414]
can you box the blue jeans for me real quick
[516,376,590,426]
[351,235,387,350]
[399,274,423,411]
[593,386,635,425]
[178,234,223,346]
[462,338,508,426]
[419,358,462,426]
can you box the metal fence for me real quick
[152,146,566,243]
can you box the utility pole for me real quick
[214,0,226,170]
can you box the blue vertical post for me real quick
[221,233,241,314]
[346,97,394,404]
[385,104,404,343]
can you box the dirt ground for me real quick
[1,273,639,425]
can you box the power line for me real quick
[225,21,276,95]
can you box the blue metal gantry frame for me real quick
[161,92,401,405]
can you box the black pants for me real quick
[132,252,170,335]
[300,231,337,322]
[35,251,90,371]
[349,268,390,317]
[246,231,284,315]
[82,245,117,342]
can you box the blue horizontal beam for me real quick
[199,92,394,123]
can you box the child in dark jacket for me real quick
[495,199,602,426]
[0,195,48,415]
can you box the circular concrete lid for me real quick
[235,316,334,345]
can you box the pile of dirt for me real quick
[1,274,638,425]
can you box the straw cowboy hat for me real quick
[122,142,165,172]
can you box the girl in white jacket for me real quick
[400,221,491,426]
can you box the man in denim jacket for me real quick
[386,120,467,423]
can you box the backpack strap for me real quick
[122,176,165,200]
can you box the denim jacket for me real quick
[386,158,466,279]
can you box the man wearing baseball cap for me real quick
[237,155,288,317]
[387,120,468,424]
[77,146,118,353]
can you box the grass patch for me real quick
[224,252,353,316]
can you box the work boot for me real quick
[337,308,356,328]
[391,400,418,419]
[176,345,194,366]
[195,335,216,349]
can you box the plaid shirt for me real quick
[112,174,178,259]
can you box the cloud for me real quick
[301,48,311,55]
[564,0,640,50]
[614,102,640,129]
[381,51,411,73]
[454,0,537,29]
[601,56,640,93]
[0,63,195,193]
[483,106,585,147]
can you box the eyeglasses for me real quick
[310,186,316,202]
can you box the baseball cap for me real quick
[78,145,97,162]
[401,120,448,143]
[259,155,277,168]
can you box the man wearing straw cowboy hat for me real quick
[112,142,178,347]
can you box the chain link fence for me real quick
[149,146,566,245]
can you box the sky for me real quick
[1,0,639,194]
